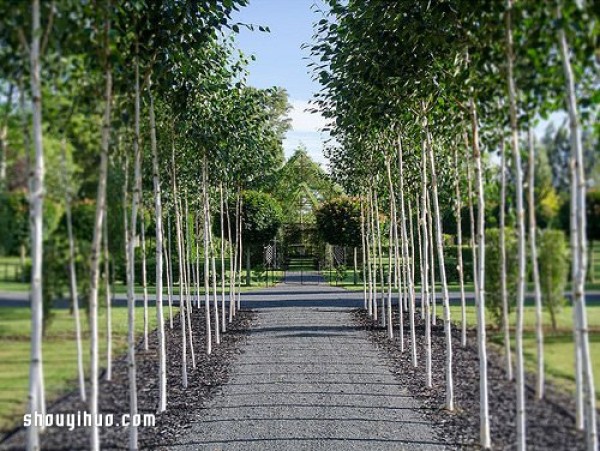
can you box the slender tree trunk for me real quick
[195,212,202,310]
[237,193,243,311]
[499,136,513,380]
[416,198,424,316]
[506,5,526,448]
[0,84,13,187]
[571,158,584,429]
[125,40,142,450]
[165,214,174,329]
[26,2,44,449]
[408,203,415,311]
[527,127,544,400]
[360,197,368,310]
[425,124,454,411]
[374,189,386,327]
[103,203,112,382]
[219,184,226,332]
[558,15,597,449]
[227,191,236,322]
[369,189,378,321]
[171,142,187,388]
[421,138,432,387]
[454,147,467,348]
[385,157,400,344]
[19,74,29,286]
[406,198,418,367]
[140,203,149,351]
[182,194,196,366]
[365,194,374,316]
[427,191,436,326]
[149,87,166,412]
[466,149,479,298]
[470,97,491,449]
[60,137,85,398]
[207,191,221,345]
[202,162,213,355]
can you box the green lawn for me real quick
[0,265,284,294]
[448,304,600,401]
[0,305,177,432]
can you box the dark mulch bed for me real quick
[1,308,254,451]
[354,307,590,450]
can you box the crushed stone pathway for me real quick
[169,279,446,450]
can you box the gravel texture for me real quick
[355,307,592,450]
[166,301,446,450]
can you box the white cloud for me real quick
[288,99,328,133]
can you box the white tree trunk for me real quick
[0,84,13,186]
[369,190,378,321]
[499,136,513,380]
[365,194,374,317]
[207,191,221,345]
[405,196,418,367]
[226,191,236,322]
[164,214,174,329]
[202,161,213,354]
[465,150,479,299]
[103,204,112,382]
[454,147,467,348]
[182,194,196,367]
[26,2,44,448]
[425,125,454,411]
[149,88,166,412]
[237,194,243,310]
[408,203,415,313]
[60,137,86,398]
[470,96,491,449]
[427,191,436,326]
[558,16,597,449]
[570,156,584,430]
[171,143,187,388]
[385,158,400,344]
[416,199,425,319]
[125,42,142,450]
[374,189,386,327]
[140,203,149,351]
[219,184,227,332]
[360,197,368,310]
[506,4,526,448]
[421,138,432,387]
[527,127,544,400]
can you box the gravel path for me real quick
[168,275,446,451]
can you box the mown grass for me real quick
[448,304,600,401]
[0,256,284,294]
[327,240,600,291]
[0,305,178,432]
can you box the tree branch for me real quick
[40,1,56,57]
[17,27,30,55]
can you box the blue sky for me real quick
[232,0,329,166]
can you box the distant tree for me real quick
[268,146,341,223]
[543,123,598,193]
[315,196,361,248]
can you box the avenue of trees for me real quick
[0,1,291,450]
[311,1,598,450]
